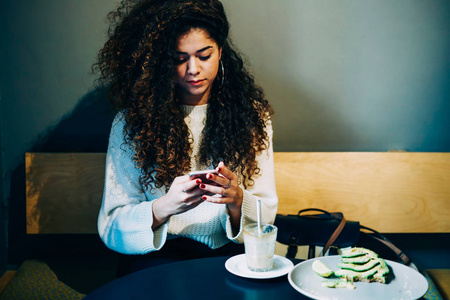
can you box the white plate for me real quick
[225,254,294,279]
[288,256,429,300]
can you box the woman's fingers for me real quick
[199,182,227,197]
[182,177,202,193]
[205,172,230,189]
[199,161,240,203]
[174,164,241,210]
[206,162,243,210]
[215,161,236,183]
[183,194,204,206]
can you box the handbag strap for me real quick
[297,208,347,256]
[360,225,414,267]
[298,208,332,217]
[322,214,346,255]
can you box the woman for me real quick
[95,0,278,275]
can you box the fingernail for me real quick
[200,184,205,189]
[196,179,201,184]
[207,174,212,179]
[217,167,222,172]
[202,196,207,200]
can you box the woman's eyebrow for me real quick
[176,46,213,55]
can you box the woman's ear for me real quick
[219,47,222,60]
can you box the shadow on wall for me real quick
[7,87,116,264]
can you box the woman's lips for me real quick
[187,79,204,86]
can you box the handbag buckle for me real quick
[286,235,298,258]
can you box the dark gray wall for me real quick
[223,0,450,151]
[0,0,118,270]
[1,0,449,269]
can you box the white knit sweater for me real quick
[97,104,278,255]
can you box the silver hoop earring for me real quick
[219,60,224,88]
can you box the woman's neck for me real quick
[179,87,211,106]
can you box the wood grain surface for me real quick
[427,269,450,300]
[26,152,450,234]
[26,153,106,234]
[274,152,450,233]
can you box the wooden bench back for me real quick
[274,152,450,233]
[26,153,106,234]
[26,152,450,234]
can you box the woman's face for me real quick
[176,28,222,105]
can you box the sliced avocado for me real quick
[335,264,381,281]
[332,248,390,285]
[338,259,380,272]
[341,247,379,259]
[373,258,390,283]
[322,280,340,288]
[377,258,389,271]
[373,272,388,283]
[340,255,371,264]
[322,279,356,289]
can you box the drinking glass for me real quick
[243,223,278,272]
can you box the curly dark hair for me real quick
[93,0,274,191]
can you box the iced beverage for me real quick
[243,223,277,272]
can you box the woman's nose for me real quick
[187,58,200,75]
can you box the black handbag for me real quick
[274,208,414,268]
[275,208,360,259]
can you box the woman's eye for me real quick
[176,54,211,63]
[199,55,211,61]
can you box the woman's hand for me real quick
[152,175,207,230]
[199,162,243,230]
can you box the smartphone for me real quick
[189,170,219,185]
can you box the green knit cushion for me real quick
[0,260,85,300]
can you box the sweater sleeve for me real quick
[97,113,169,254]
[223,120,278,244]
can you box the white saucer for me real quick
[225,254,294,279]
